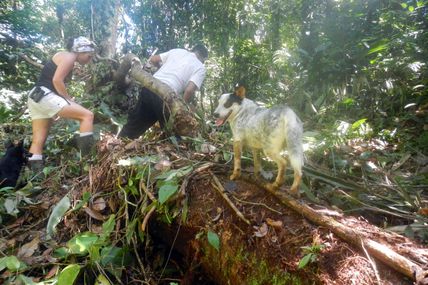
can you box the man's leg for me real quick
[119,88,160,139]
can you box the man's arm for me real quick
[149,54,162,68]
[183,81,198,103]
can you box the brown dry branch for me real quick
[210,171,251,225]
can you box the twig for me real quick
[232,195,282,215]
[141,205,156,232]
[361,238,381,285]
[209,171,251,225]
[139,178,156,201]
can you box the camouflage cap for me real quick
[71,37,96,53]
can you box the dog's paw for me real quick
[289,187,301,198]
[230,172,241,180]
[265,183,279,191]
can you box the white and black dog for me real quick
[214,86,303,197]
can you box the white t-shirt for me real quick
[153,48,206,95]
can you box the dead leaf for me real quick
[266,218,283,229]
[17,236,40,258]
[154,159,172,171]
[200,143,217,154]
[253,223,268,237]
[45,265,59,280]
[92,198,106,212]
[418,208,428,216]
[125,140,139,150]
[84,207,106,221]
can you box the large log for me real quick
[113,53,199,137]
[149,168,427,284]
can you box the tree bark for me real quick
[113,53,199,137]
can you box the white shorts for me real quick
[28,86,70,120]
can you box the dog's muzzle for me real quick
[214,110,232,126]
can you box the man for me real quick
[118,44,208,139]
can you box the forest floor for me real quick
[0,132,427,285]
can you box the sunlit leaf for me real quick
[66,232,99,255]
[57,264,80,285]
[158,183,178,204]
[95,273,112,285]
[298,253,314,269]
[46,195,71,238]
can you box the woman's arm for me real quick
[52,52,76,100]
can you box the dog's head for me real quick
[2,140,27,165]
[213,86,246,126]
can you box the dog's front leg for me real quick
[230,140,242,180]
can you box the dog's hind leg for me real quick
[264,151,287,191]
[230,140,242,180]
[252,148,261,180]
[287,143,303,197]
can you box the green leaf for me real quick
[95,273,111,285]
[158,183,178,204]
[408,5,414,11]
[58,264,81,285]
[207,230,220,252]
[17,274,38,285]
[46,195,71,238]
[100,214,116,243]
[298,253,314,269]
[66,232,99,255]
[126,218,138,244]
[53,247,69,259]
[351,118,367,130]
[73,191,91,211]
[0,256,26,272]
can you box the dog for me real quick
[0,140,27,188]
[213,86,303,197]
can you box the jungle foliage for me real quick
[0,0,427,284]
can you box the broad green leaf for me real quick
[100,214,116,243]
[207,230,220,252]
[58,264,80,285]
[298,253,314,269]
[67,232,99,255]
[158,183,178,204]
[5,255,25,271]
[47,195,71,238]
[95,273,111,285]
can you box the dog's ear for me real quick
[235,85,246,99]
[4,139,13,149]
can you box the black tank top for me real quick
[36,59,72,94]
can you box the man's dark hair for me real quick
[192,44,208,60]
[66,38,75,51]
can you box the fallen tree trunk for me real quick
[113,53,199,137]
[148,166,427,284]
[242,174,428,284]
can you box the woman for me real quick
[27,36,96,172]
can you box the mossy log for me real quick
[113,53,199,137]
